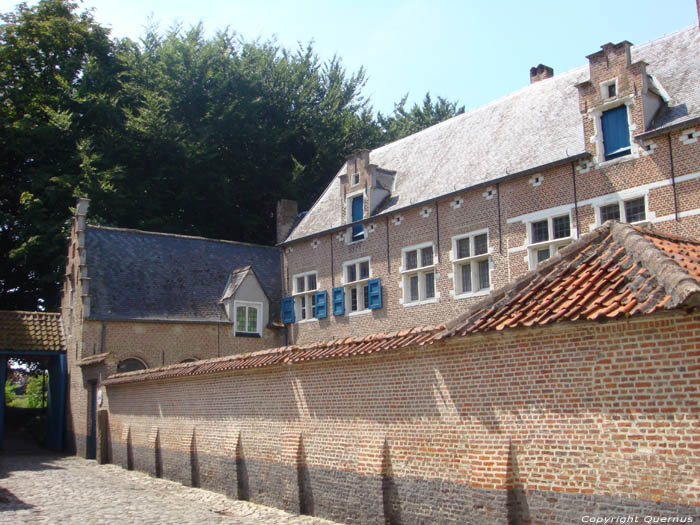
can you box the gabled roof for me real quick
[0,311,65,352]
[435,222,700,339]
[220,265,252,302]
[287,25,700,242]
[85,226,282,322]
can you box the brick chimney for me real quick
[530,64,554,83]
[276,199,298,244]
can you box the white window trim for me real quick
[594,194,649,227]
[345,189,366,244]
[526,214,573,269]
[449,229,493,299]
[600,78,618,101]
[342,257,372,314]
[589,95,638,166]
[351,172,360,186]
[292,271,318,321]
[400,242,439,306]
[233,300,263,335]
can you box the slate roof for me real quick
[104,222,700,385]
[102,325,441,385]
[85,226,282,322]
[435,222,700,339]
[287,25,700,242]
[0,311,65,352]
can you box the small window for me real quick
[453,232,491,298]
[402,243,437,305]
[117,358,147,373]
[527,214,572,268]
[351,172,360,186]
[601,105,631,161]
[343,258,371,313]
[598,197,647,225]
[292,272,318,321]
[607,84,616,98]
[234,301,262,336]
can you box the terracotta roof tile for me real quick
[435,222,700,340]
[103,325,443,386]
[0,311,65,352]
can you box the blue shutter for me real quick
[281,297,295,324]
[332,287,345,316]
[314,290,328,319]
[368,278,382,309]
[601,106,630,159]
[351,195,364,241]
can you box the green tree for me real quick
[4,379,16,406]
[0,0,122,310]
[377,92,465,144]
[26,373,48,408]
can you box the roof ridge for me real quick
[611,222,700,308]
[87,224,278,250]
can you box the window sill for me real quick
[402,297,439,308]
[297,317,318,325]
[453,289,492,300]
[597,152,635,169]
[235,332,261,338]
[348,308,372,317]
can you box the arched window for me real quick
[117,358,147,373]
[180,358,198,363]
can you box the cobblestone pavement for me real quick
[0,452,340,524]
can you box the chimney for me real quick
[276,199,298,244]
[530,64,554,83]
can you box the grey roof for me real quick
[287,25,700,242]
[85,226,282,322]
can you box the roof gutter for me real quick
[635,116,700,141]
[279,152,590,247]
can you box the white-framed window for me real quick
[346,190,365,242]
[117,357,147,373]
[452,230,492,298]
[234,300,262,336]
[600,78,618,100]
[597,196,647,225]
[351,172,360,186]
[292,271,318,321]
[343,257,371,313]
[527,213,573,268]
[401,242,437,305]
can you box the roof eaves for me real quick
[279,152,590,247]
[635,115,700,141]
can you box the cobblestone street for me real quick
[0,449,339,524]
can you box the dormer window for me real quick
[601,105,631,160]
[349,194,364,242]
[351,172,360,186]
[607,83,616,98]
[601,78,617,100]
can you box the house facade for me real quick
[278,20,700,345]
[60,199,283,456]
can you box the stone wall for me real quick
[104,310,700,524]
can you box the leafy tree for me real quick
[26,372,48,408]
[378,92,465,144]
[4,378,16,405]
[0,0,122,310]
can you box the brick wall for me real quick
[104,310,700,524]
[285,133,700,345]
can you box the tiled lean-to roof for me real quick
[435,222,700,339]
[104,222,700,386]
[102,325,441,385]
[0,311,65,352]
[85,226,282,323]
[287,25,700,242]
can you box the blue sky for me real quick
[1,0,697,114]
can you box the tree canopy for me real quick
[0,0,464,311]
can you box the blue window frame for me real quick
[281,297,295,324]
[332,287,345,316]
[314,290,328,319]
[367,279,382,309]
[351,195,364,241]
[601,105,630,160]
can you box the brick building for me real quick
[60,198,283,456]
[278,20,700,346]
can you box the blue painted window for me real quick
[368,278,382,309]
[281,297,295,324]
[351,196,364,241]
[601,105,630,160]
[314,290,328,319]
[332,287,345,316]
